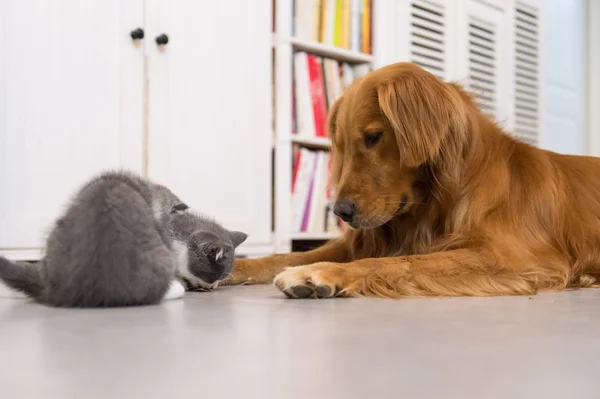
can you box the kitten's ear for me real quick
[230,231,248,248]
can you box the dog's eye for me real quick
[172,203,189,213]
[364,132,383,148]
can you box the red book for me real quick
[307,55,328,137]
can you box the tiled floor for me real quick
[1,283,599,399]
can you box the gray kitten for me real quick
[0,171,190,307]
[168,211,247,291]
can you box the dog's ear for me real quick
[377,74,467,167]
[326,96,343,140]
[327,96,343,184]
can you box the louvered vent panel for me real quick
[514,3,540,145]
[468,18,497,116]
[409,0,445,80]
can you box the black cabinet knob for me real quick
[130,28,144,40]
[155,34,169,45]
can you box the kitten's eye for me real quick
[364,132,383,148]
[172,203,189,213]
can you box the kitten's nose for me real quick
[333,200,356,223]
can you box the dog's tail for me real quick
[0,256,43,298]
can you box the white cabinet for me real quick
[0,1,144,256]
[145,0,272,246]
[0,0,273,259]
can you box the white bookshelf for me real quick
[288,37,374,63]
[272,34,374,63]
[291,136,331,149]
[272,0,378,252]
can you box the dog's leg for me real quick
[223,239,350,285]
[273,248,565,298]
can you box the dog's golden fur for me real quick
[226,62,600,299]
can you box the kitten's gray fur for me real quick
[0,171,188,307]
[168,211,247,291]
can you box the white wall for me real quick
[544,0,586,154]
[588,0,600,156]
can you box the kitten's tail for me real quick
[0,256,43,298]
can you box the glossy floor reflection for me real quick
[1,283,598,399]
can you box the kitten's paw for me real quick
[163,280,185,301]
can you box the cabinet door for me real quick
[0,1,144,254]
[145,1,273,246]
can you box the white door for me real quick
[0,0,144,257]
[145,0,273,246]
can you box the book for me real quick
[312,0,322,41]
[294,57,366,140]
[307,151,328,232]
[341,62,355,90]
[350,0,361,52]
[325,159,341,234]
[300,151,319,231]
[334,0,344,47]
[294,0,313,40]
[293,0,371,53]
[362,0,371,54]
[323,58,339,108]
[341,0,351,49]
[353,63,371,78]
[294,52,315,138]
[307,55,328,137]
[320,0,336,44]
[292,149,317,231]
[292,149,342,234]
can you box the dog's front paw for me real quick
[220,259,255,286]
[274,262,368,299]
[221,258,268,285]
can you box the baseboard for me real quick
[0,249,43,262]
[1,244,274,262]
[235,244,274,258]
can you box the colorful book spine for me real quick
[294,52,315,138]
[334,0,344,47]
[341,0,351,49]
[294,0,371,53]
[350,0,361,52]
[362,0,371,53]
[312,0,322,41]
[307,55,328,138]
[300,152,319,231]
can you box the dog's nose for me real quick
[334,200,356,223]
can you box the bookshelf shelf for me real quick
[291,232,340,240]
[287,37,373,64]
[291,135,332,149]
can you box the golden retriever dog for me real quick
[226,62,600,299]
